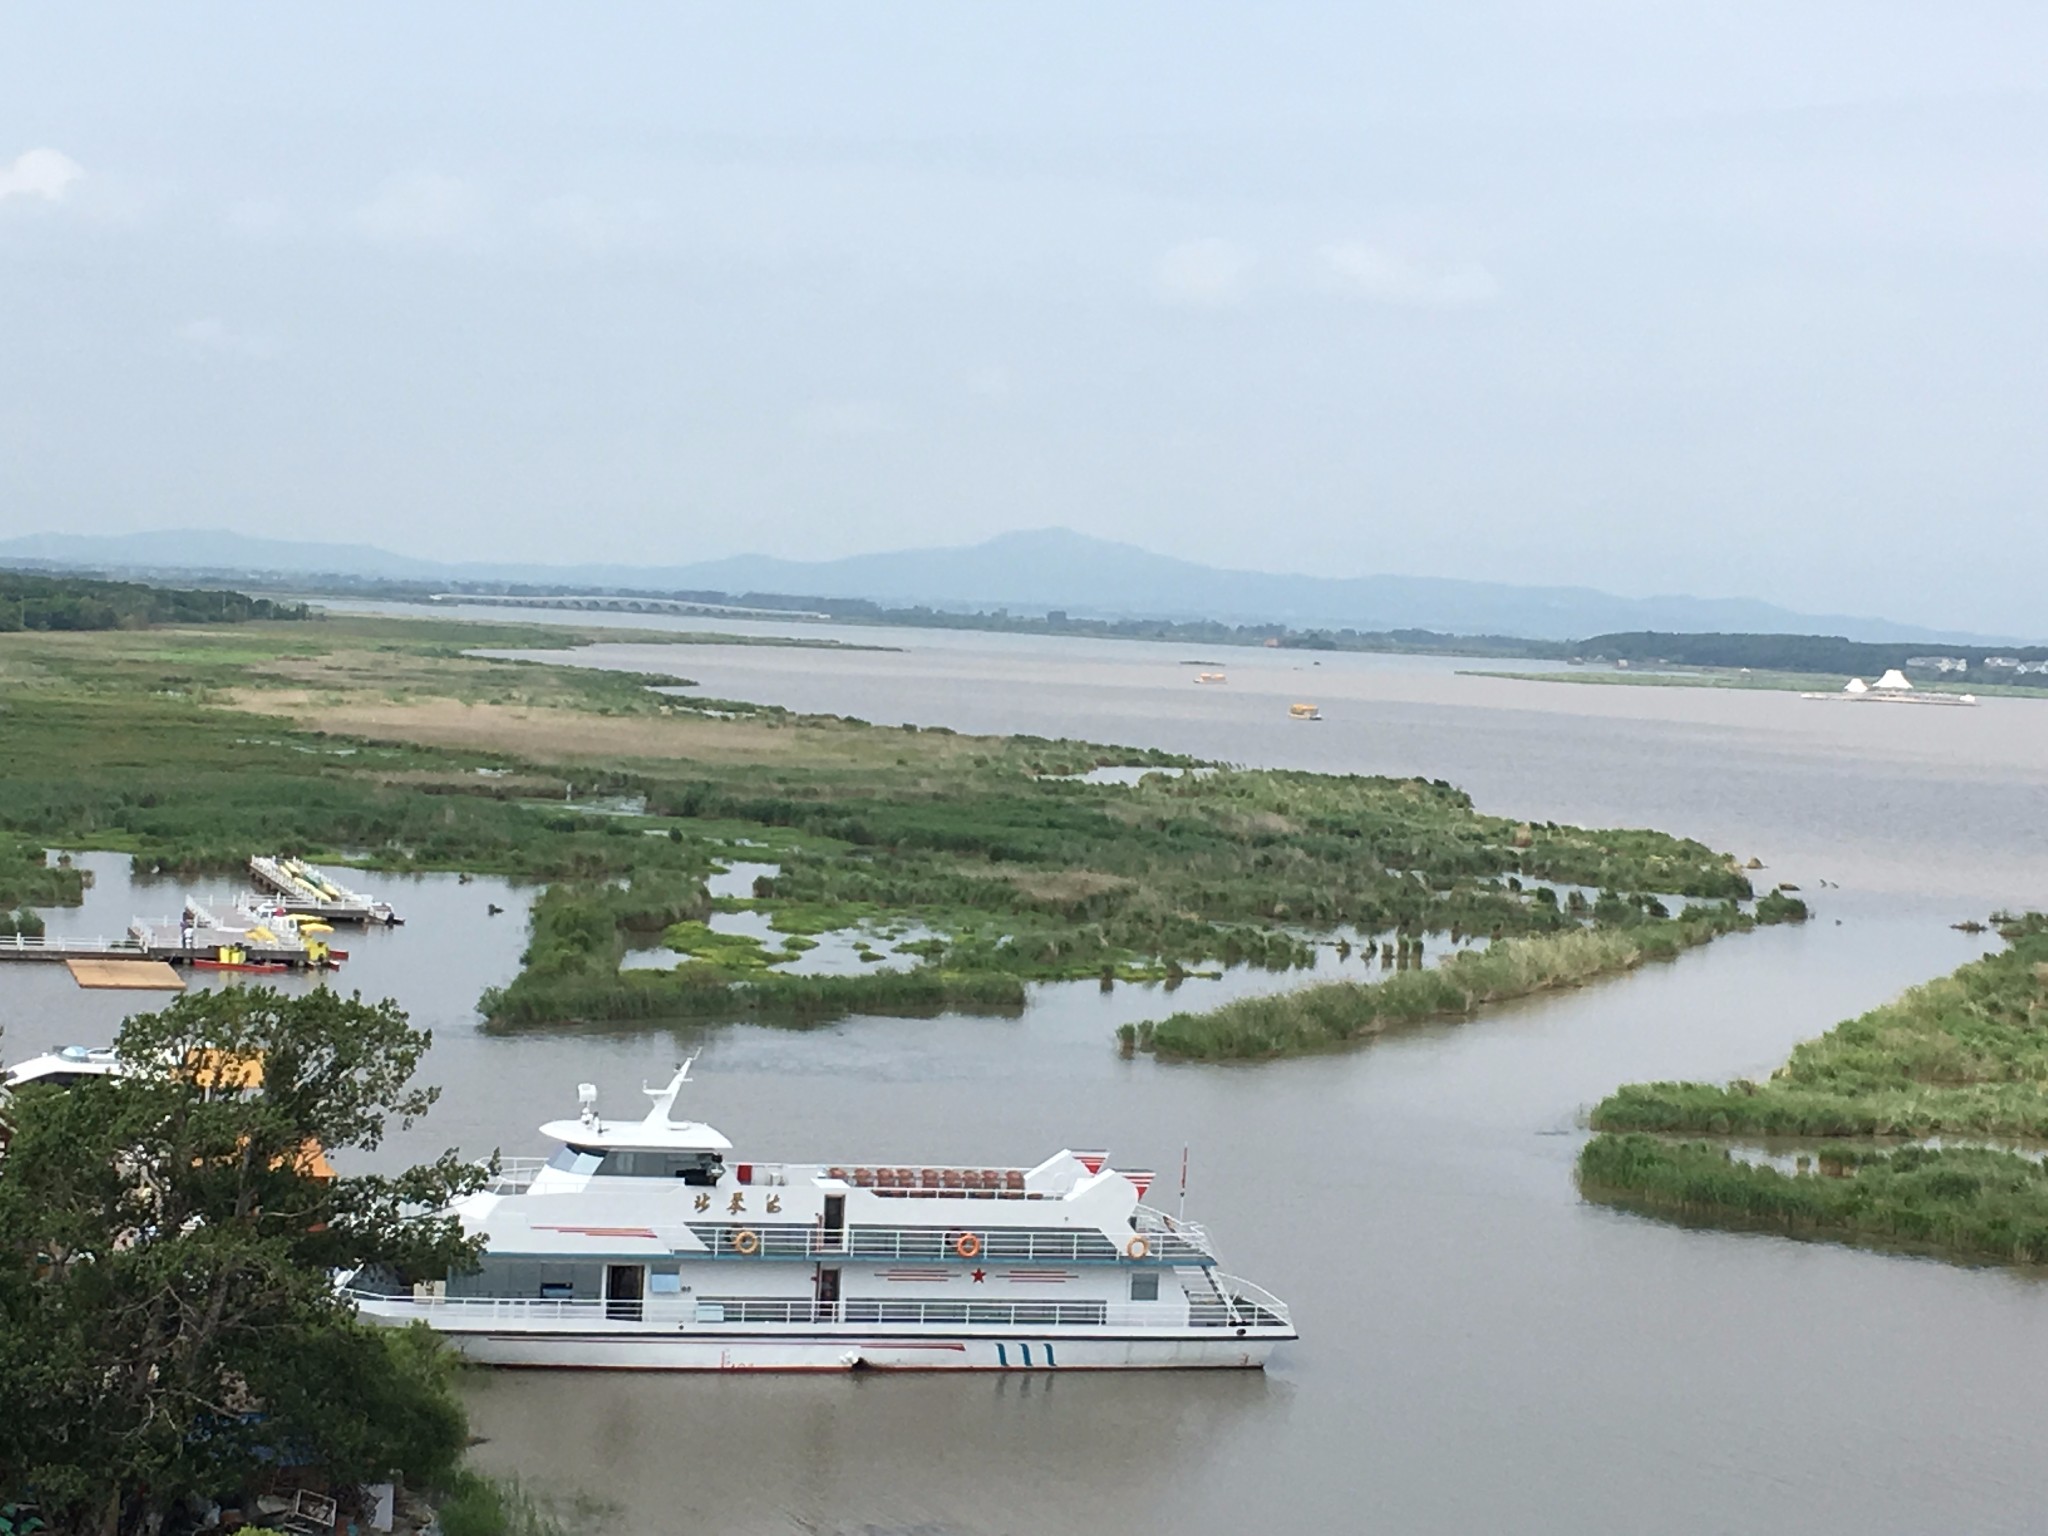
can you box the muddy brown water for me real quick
[14,606,2048,1534]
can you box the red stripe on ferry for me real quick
[531,1225,659,1239]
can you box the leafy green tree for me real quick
[0,988,484,1535]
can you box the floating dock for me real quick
[0,899,341,974]
[127,898,342,972]
[66,958,185,991]
[248,857,401,925]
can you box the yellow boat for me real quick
[1289,702,1323,721]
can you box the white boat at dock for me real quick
[249,856,401,925]
[345,1063,1296,1372]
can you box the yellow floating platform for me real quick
[66,958,187,991]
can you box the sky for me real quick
[2,4,2045,634]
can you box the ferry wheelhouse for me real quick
[346,1064,1296,1371]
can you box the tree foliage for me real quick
[0,572,306,632]
[0,988,483,1534]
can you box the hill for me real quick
[0,527,2009,645]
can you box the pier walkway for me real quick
[0,933,148,961]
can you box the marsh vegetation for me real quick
[1578,914,2048,1266]
[0,615,1764,1032]
[1122,902,1790,1061]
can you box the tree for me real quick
[0,988,485,1535]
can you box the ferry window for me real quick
[546,1145,604,1176]
[677,1153,724,1186]
[1129,1272,1160,1302]
[584,1149,724,1181]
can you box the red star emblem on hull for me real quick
[970,1267,987,1283]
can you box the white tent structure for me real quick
[1805,669,1976,707]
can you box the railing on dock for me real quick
[0,934,148,960]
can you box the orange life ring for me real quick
[953,1231,982,1259]
[732,1228,761,1256]
[1126,1235,1151,1260]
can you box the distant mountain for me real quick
[0,529,451,581]
[0,527,2008,645]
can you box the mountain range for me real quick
[0,527,2006,645]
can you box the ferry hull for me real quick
[410,1327,1285,1372]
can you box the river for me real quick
[13,605,2048,1534]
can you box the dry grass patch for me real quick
[220,692,1008,773]
[994,867,1137,904]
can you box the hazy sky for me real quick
[3,5,2044,632]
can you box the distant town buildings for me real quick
[1905,655,1969,674]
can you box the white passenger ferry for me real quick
[345,1063,1296,1371]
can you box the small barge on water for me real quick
[345,1063,1296,1371]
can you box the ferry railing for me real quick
[697,1296,1285,1330]
[1131,1205,1215,1255]
[478,1157,550,1195]
[344,1287,1293,1332]
[1196,1272,1294,1330]
[677,1221,1213,1264]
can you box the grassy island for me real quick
[1578,914,2048,1267]
[0,613,1767,1032]
[1123,897,1805,1061]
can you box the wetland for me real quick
[8,606,2048,1534]
[0,617,1764,1040]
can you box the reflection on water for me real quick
[13,618,2048,1534]
[464,1365,1284,1535]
